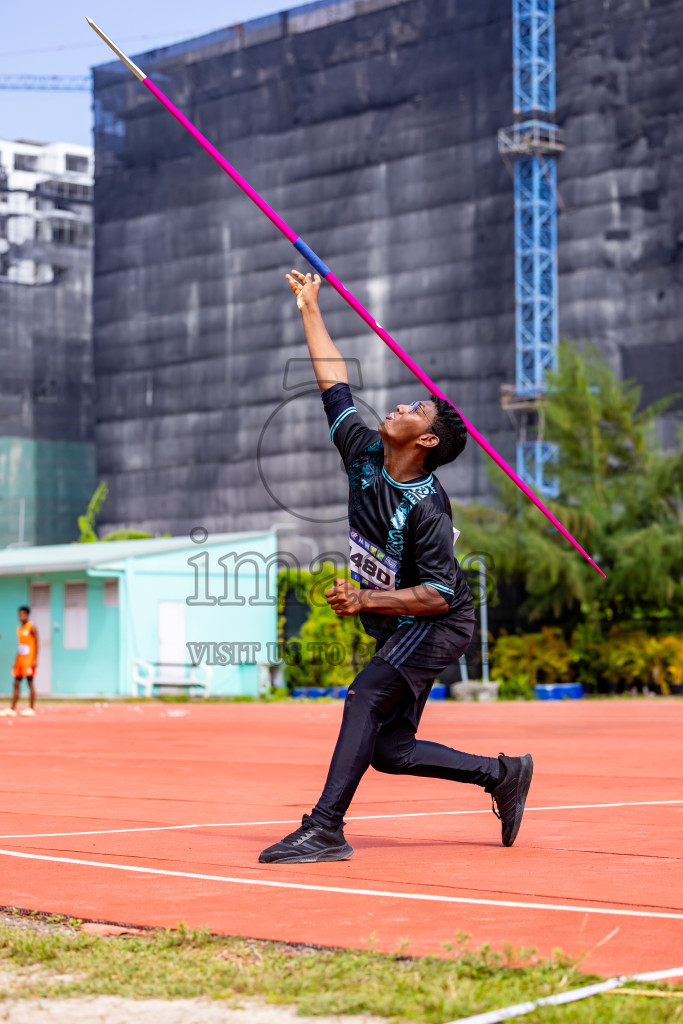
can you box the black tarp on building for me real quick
[92,0,683,549]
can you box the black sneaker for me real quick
[258,814,354,864]
[491,753,534,847]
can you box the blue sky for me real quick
[1,1,311,147]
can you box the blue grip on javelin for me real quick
[293,237,331,277]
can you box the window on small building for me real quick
[68,182,92,200]
[51,220,75,244]
[64,581,88,649]
[14,153,38,172]
[65,154,89,174]
[103,579,119,607]
[51,220,89,245]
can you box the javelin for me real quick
[87,18,605,578]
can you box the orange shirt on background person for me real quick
[13,621,37,678]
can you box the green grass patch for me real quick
[0,917,679,1021]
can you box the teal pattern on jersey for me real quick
[386,480,439,587]
[347,440,383,516]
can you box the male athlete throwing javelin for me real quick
[260,271,533,864]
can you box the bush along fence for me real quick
[491,626,683,698]
[276,570,682,700]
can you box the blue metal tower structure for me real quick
[499,0,563,498]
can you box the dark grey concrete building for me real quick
[92,0,683,551]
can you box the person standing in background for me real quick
[2,606,39,717]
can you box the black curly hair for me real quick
[422,396,467,472]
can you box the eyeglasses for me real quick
[408,400,436,432]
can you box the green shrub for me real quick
[491,628,572,687]
[567,622,603,690]
[597,627,653,690]
[647,635,683,694]
[278,564,375,689]
[568,627,683,693]
[492,624,683,696]
[497,675,535,700]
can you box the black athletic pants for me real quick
[311,656,503,830]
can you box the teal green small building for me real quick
[0,531,278,699]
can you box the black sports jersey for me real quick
[323,383,475,645]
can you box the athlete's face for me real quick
[18,609,28,624]
[379,400,438,446]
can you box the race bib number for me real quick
[349,528,400,591]
[17,643,30,656]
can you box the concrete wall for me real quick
[0,137,95,546]
[555,0,683,450]
[92,0,683,552]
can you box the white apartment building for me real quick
[0,139,93,285]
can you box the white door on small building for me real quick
[64,581,88,650]
[29,582,51,695]
[158,601,186,683]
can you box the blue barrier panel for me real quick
[293,683,451,700]
[292,687,332,699]
[535,683,583,700]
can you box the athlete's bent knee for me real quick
[370,738,412,775]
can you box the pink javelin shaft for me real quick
[141,79,604,578]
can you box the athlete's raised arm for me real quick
[286,270,349,393]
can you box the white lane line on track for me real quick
[0,799,680,840]
[0,847,682,920]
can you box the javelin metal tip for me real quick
[86,16,147,81]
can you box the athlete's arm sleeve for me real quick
[411,513,458,608]
[322,382,381,470]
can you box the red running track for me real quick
[0,700,680,977]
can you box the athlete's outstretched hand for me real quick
[286,269,321,311]
[325,577,363,616]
